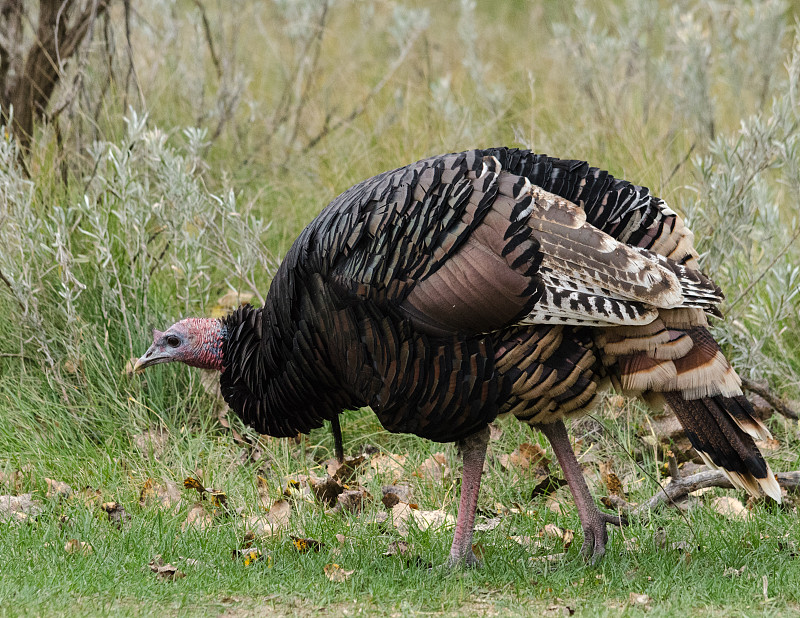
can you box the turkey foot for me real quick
[536,419,622,564]
[446,426,490,569]
[576,508,623,563]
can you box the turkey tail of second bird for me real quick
[595,320,782,502]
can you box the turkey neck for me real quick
[219,302,349,437]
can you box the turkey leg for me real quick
[447,426,490,568]
[536,419,621,563]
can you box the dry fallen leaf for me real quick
[0,467,32,493]
[149,555,186,580]
[333,488,371,513]
[383,540,410,557]
[362,453,407,482]
[724,565,746,578]
[545,489,571,515]
[308,475,344,508]
[232,532,270,567]
[182,502,214,531]
[599,461,625,497]
[123,358,138,376]
[139,478,181,510]
[529,553,566,563]
[79,486,103,509]
[244,498,291,537]
[623,536,639,552]
[361,511,388,527]
[45,478,73,500]
[209,290,254,319]
[628,593,653,608]
[711,496,749,520]
[473,516,502,532]
[545,603,575,617]
[416,453,450,484]
[510,535,547,552]
[323,563,354,583]
[283,475,313,501]
[326,455,366,483]
[183,477,230,515]
[530,475,568,500]
[390,502,414,537]
[381,485,413,509]
[101,501,130,527]
[133,427,170,459]
[64,539,93,555]
[235,547,266,566]
[411,509,455,532]
[539,524,575,549]
[0,493,41,522]
[291,536,324,553]
[499,443,549,472]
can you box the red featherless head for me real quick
[134,318,226,373]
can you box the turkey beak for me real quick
[133,345,170,373]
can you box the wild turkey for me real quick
[135,148,780,566]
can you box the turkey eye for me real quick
[166,336,181,348]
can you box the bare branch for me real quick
[634,470,800,515]
[8,0,109,150]
[192,0,221,80]
[302,24,423,154]
[727,224,800,312]
[0,265,25,312]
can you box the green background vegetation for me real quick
[1,1,799,615]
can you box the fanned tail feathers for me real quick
[598,321,778,501]
[664,392,781,502]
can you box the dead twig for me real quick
[0,265,25,311]
[192,0,221,80]
[301,23,424,154]
[727,224,800,312]
[634,470,800,515]
[742,377,799,421]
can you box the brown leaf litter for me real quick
[45,478,73,500]
[325,455,366,483]
[711,496,749,520]
[209,290,254,319]
[148,555,186,580]
[0,465,33,493]
[183,502,215,531]
[390,502,454,537]
[380,484,413,509]
[101,501,130,527]
[0,493,41,523]
[291,535,325,553]
[323,563,354,582]
[64,539,93,555]
[139,478,181,510]
[242,499,291,537]
[415,452,451,484]
[232,530,270,567]
[183,476,231,515]
[360,453,407,483]
[498,443,549,472]
[133,426,170,460]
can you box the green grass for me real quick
[1,400,799,617]
[2,0,800,615]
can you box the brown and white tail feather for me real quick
[596,320,778,501]
[664,393,781,502]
